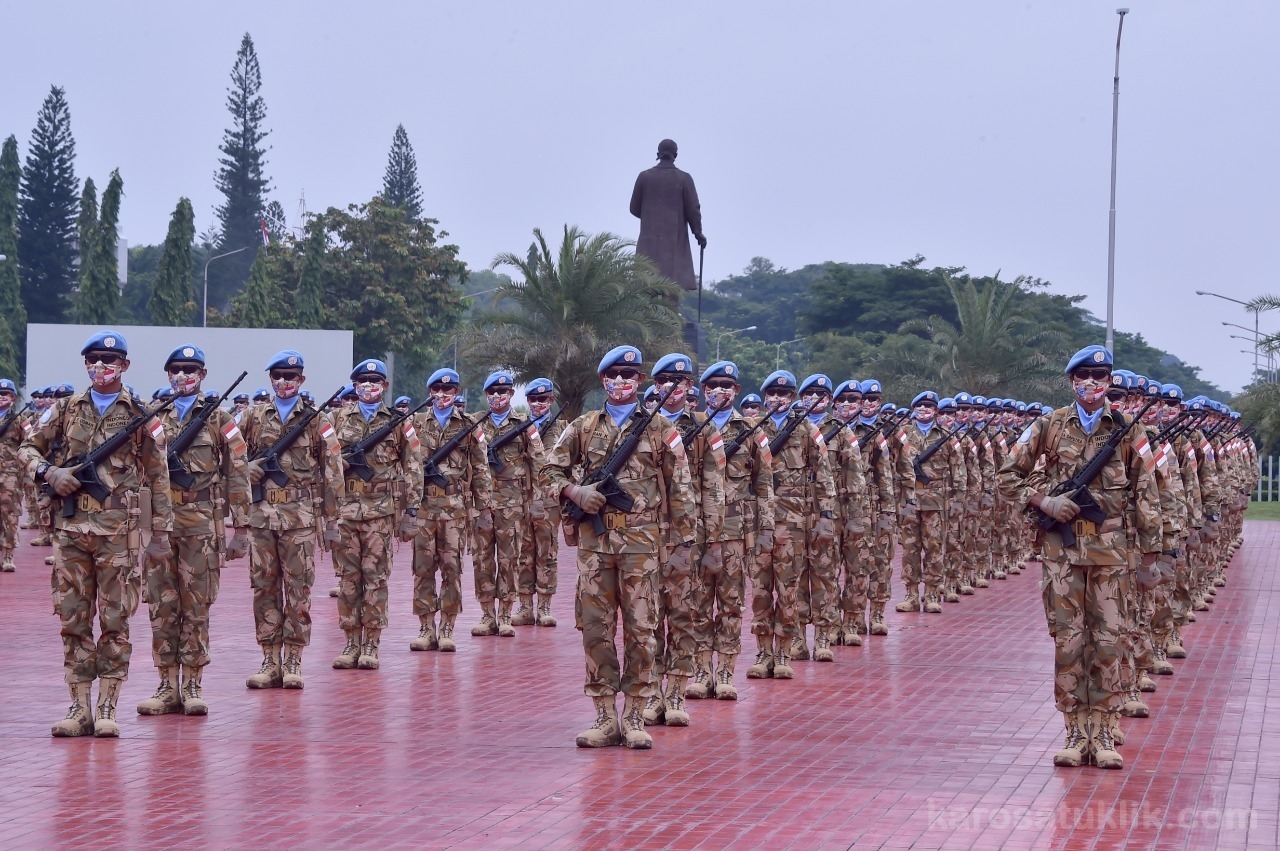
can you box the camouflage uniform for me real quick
[944,427,976,602]
[473,408,544,635]
[850,414,905,633]
[0,401,23,569]
[519,413,567,624]
[965,423,998,591]
[410,405,492,649]
[240,395,343,684]
[540,402,696,724]
[816,414,868,644]
[21,383,174,736]
[143,394,250,711]
[332,399,422,664]
[898,420,966,612]
[1000,395,1162,767]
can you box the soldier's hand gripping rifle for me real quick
[168,370,248,490]
[768,397,824,457]
[487,414,540,474]
[50,395,177,518]
[250,386,345,503]
[0,401,33,441]
[723,412,771,462]
[681,398,732,450]
[424,412,490,489]
[913,423,964,485]
[343,396,434,482]
[564,385,676,537]
[1032,397,1158,548]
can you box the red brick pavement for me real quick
[0,519,1275,850]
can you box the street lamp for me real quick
[775,337,804,370]
[716,325,757,360]
[203,247,250,328]
[1104,7,1130,354]
[1198,290,1259,377]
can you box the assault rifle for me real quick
[425,412,489,489]
[1153,409,1206,445]
[0,401,33,442]
[344,397,433,482]
[487,415,536,474]
[723,415,768,462]
[913,423,964,485]
[564,385,675,536]
[536,407,563,439]
[1032,397,1158,547]
[168,370,248,490]
[768,397,823,457]
[250,386,345,503]
[858,411,906,451]
[51,395,177,518]
[681,398,732,450]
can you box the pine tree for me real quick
[18,85,78,324]
[75,177,98,311]
[232,250,284,328]
[210,32,272,310]
[149,197,196,326]
[294,223,325,328]
[0,137,27,380]
[381,124,423,219]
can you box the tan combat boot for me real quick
[924,589,943,614]
[246,644,283,689]
[641,674,666,726]
[714,653,738,700]
[895,589,920,613]
[357,629,381,670]
[813,629,834,663]
[282,645,305,689]
[537,593,557,627]
[512,594,535,626]
[328,585,339,598]
[20,516,36,529]
[1165,627,1187,659]
[410,616,438,651]
[575,695,621,748]
[1122,686,1149,718]
[664,676,690,727]
[333,630,362,669]
[943,581,960,603]
[0,552,13,572]
[842,620,863,647]
[1151,647,1174,676]
[746,635,773,679]
[44,555,55,565]
[1109,711,1126,746]
[975,571,990,589]
[51,682,95,738]
[792,626,810,661]
[94,678,123,738]
[29,532,52,547]
[993,564,1007,580]
[620,696,654,749]
[497,601,516,638]
[773,636,794,680]
[1053,709,1088,767]
[137,666,183,715]
[685,651,712,699]
[471,602,498,636]
[870,603,889,636]
[182,666,209,716]
[1090,709,1123,769]
[960,572,975,595]
[438,614,457,652]
[1137,669,1157,693]
[1008,562,1023,575]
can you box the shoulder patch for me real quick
[403,420,420,453]
[220,419,247,456]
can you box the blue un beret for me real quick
[81,330,128,357]
[912,391,940,407]
[0,379,15,394]
[1162,384,1183,401]
[860,379,882,395]
[938,397,957,411]
[351,359,388,381]
[427,368,460,388]
[799,374,833,395]
[739,393,762,407]
[833,380,862,398]
[954,391,973,406]
[652,353,694,377]
[597,346,643,374]
[1065,345,1113,373]
[699,361,740,385]
[253,387,271,401]
[165,344,206,368]
[761,370,797,393]
[525,377,555,396]
[484,371,515,391]
[394,395,412,406]
[266,350,304,371]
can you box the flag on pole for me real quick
[260,217,271,246]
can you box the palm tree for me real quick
[876,274,1068,398]
[466,226,681,419]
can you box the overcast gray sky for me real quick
[3,1,1276,392]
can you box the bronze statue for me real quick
[630,139,706,291]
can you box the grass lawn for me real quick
[1246,501,1280,521]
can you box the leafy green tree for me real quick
[149,197,197,326]
[120,244,162,325]
[73,170,123,325]
[210,32,272,310]
[0,136,28,380]
[293,224,325,328]
[470,226,681,419]
[18,85,79,324]
[382,124,423,219]
[229,247,286,328]
[74,177,97,313]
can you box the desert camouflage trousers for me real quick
[518,499,559,597]
[1170,551,1194,627]
[944,505,966,590]
[655,543,699,676]
[575,549,658,699]
[750,518,801,638]
[145,532,222,668]
[0,471,19,558]
[334,514,394,631]
[796,523,839,633]
[474,505,525,604]
[900,508,944,588]
[250,526,316,647]
[967,503,993,579]
[1041,559,1128,713]
[862,514,895,605]
[412,508,465,617]
[693,538,745,655]
[52,529,140,683]
[840,522,871,617]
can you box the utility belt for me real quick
[262,484,315,505]
[597,507,659,532]
[170,487,216,506]
[425,482,464,499]
[73,492,131,513]
[344,479,394,496]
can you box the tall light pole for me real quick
[203,247,249,328]
[716,325,757,360]
[1105,7,1130,355]
[775,337,804,370]
[1198,291,1259,378]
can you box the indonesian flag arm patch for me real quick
[221,420,247,456]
